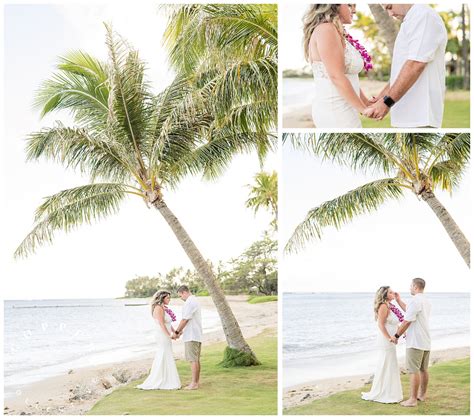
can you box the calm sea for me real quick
[4,298,221,398]
[283,293,470,388]
[283,77,314,109]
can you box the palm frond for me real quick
[285,178,404,253]
[26,124,132,182]
[15,183,129,258]
[425,133,470,173]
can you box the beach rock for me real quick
[20,412,26,415]
[365,375,374,385]
[101,379,112,389]
[68,369,74,374]
[301,393,311,402]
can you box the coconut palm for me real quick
[14,26,275,365]
[162,4,278,146]
[246,171,278,231]
[284,133,470,267]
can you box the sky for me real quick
[280,3,467,71]
[1,3,276,300]
[281,141,471,293]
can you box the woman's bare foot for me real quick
[400,399,418,407]
[185,384,199,390]
[417,394,426,402]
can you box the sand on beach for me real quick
[3,295,277,416]
[283,346,470,410]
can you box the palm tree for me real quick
[368,4,399,55]
[246,171,278,231]
[284,133,470,267]
[162,4,278,147]
[15,26,275,365]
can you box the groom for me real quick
[365,4,447,127]
[394,278,431,407]
[173,285,203,390]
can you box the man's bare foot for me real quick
[417,394,426,402]
[185,384,199,390]
[400,399,417,407]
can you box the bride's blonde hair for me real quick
[374,286,390,320]
[150,290,170,315]
[302,4,345,62]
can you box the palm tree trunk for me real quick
[368,4,399,55]
[420,190,470,267]
[153,199,259,364]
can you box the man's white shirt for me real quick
[404,293,431,351]
[181,295,203,342]
[390,4,448,128]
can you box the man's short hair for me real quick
[412,278,426,290]
[177,285,190,293]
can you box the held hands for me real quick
[362,98,389,120]
[389,335,398,345]
[171,330,183,340]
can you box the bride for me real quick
[303,4,373,128]
[137,290,181,390]
[361,286,404,403]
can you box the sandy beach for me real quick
[283,346,469,410]
[4,295,277,416]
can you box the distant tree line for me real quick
[124,233,277,298]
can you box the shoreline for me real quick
[283,346,469,410]
[4,296,277,416]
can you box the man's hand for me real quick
[389,336,398,344]
[364,99,390,120]
[394,291,401,301]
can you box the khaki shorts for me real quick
[406,348,430,373]
[184,341,202,362]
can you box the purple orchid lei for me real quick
[345,32,373,72]
[164,306,177,322]
[389,303,404,323]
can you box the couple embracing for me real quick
[362,278,431,407]
[137,285,202,391]
[304,4,447,128]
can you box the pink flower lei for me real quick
[164,306,177,322]
[345,32,373,72]
[389,303,404,323]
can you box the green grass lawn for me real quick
[285,357,470,415]
[362,97,470,128]
[247,295,278,304]
[88,330,277,415]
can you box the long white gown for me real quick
[361,310,403,403]
[136,311,181,390]
[311,39,364,128]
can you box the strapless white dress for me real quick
[311,39,364,128]
[361,310,403,403]
[136,311,181,390]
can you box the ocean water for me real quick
[283,77,314,109]
[283,293,470,388]
[4,298,221,398]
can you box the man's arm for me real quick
[396,320,412,336]
[175,319,189,335]
[365,60,427,119]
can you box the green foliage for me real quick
[124,266,210,298]
[246,171,278,231]
[220,233,278,295]
[284,133,470,253]
[285,357,470,415]
[87,331,277,415]
[17,13,277,258]
[219,346,262,367]
[248,295,278,304]
[446,75,469,90]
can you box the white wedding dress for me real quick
[361,310,403,403]
[311,39,364,128]
[136,311,181,390]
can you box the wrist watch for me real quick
[394,333,400,339]
[383,95,396,108]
